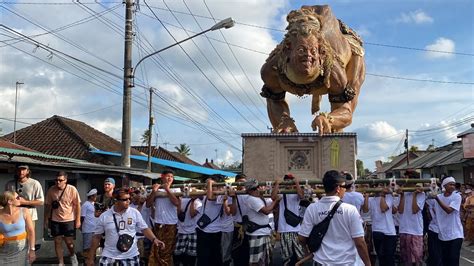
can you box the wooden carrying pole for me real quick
[149,186,434,198]
[169,178,437,189]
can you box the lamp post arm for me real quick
[132,28,212,82]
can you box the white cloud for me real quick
[396,10,433,24]
[424,37,455,59]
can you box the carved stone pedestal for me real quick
[242,133,357,181]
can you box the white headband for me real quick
[441,177,456,188]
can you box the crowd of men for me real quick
[2,164,468,266]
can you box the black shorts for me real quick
[50,220,75,237]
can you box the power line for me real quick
[142,0,262,132]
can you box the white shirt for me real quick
[198,197,223,233]
[398,192,426,236]
[95,206,149,259]
[153,188,181,225]
[233,194,249,223]
[342,190,364,214]
[299,196,364,266]
[177,198,202,234]
[426,199,439,233]
[217,196,234,233]
[434,192,464,241]
[278,194,302,233]
[81,201,98,233]
[245,195,273,236]
[368,195,396,235]
[140,203,153,229]
[392,196,400,227]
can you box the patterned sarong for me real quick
[248,235,272,265]
[174,232,197,256]
[399,233,424,264]
[148,224,177,266]
[280,232,305,263]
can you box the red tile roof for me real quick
[0,139,37,152]
[3,115,143,161]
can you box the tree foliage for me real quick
[141,129,151,145]
[174,143,191,156]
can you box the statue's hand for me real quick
[312,113,332,136]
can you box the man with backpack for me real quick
[298,170,371,266]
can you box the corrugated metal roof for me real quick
[458,125,474,138]
[91,149,237,177]
[0,147,87,163]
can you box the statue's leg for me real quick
[260,85,289,130]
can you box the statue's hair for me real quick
[281,8,335,87]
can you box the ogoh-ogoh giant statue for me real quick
[260,5,365,134]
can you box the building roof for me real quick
[377,151,428,174]
[393,141,467,170]
[132,146,201,166]
[458,123,474,138]
[91,149,236,177]
[203,158,220,169]
[3,115,143,161]
[0,139,37,152]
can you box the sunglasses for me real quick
[17,184,23,193]
[117,198,131,202]
[56,179,66,183]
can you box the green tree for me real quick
[174,143,191,156]
[409,145,419,152]
[141,129,150,145]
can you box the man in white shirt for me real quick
[432,176,463,266]
[86,188,164,266]
[80,189,98,257]
[146,169,181,266]
[363,186,397,266]
[425,197,442,266]
[245,178,280,266]
[196,176,225,266]
[299,170,371,266]
[231,174,250,266]
[397,184,426,266]
[174,191,202,266]
[271,174,305,265]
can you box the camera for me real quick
[51,200,60,209]
[94,202,107,212]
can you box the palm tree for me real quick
[175,143,191,156]
[141,129,151,145]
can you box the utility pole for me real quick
[13,81,24,144]
[120,0,133,167]
[405,129,409,166]
[147,88,154,172]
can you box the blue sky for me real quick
[1,0,473,171]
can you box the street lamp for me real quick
[132,17,235,85]
[120,16,235,167]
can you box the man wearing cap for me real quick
[299,170,371,266]
[271,173,305,265]
[95,177,116,217]
[5,165,44,228]
[44,171,81,266]
[81,188,98,257]
[397,182,426,266]
[432,176,463,265]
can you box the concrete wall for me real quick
[242,133,357,181]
